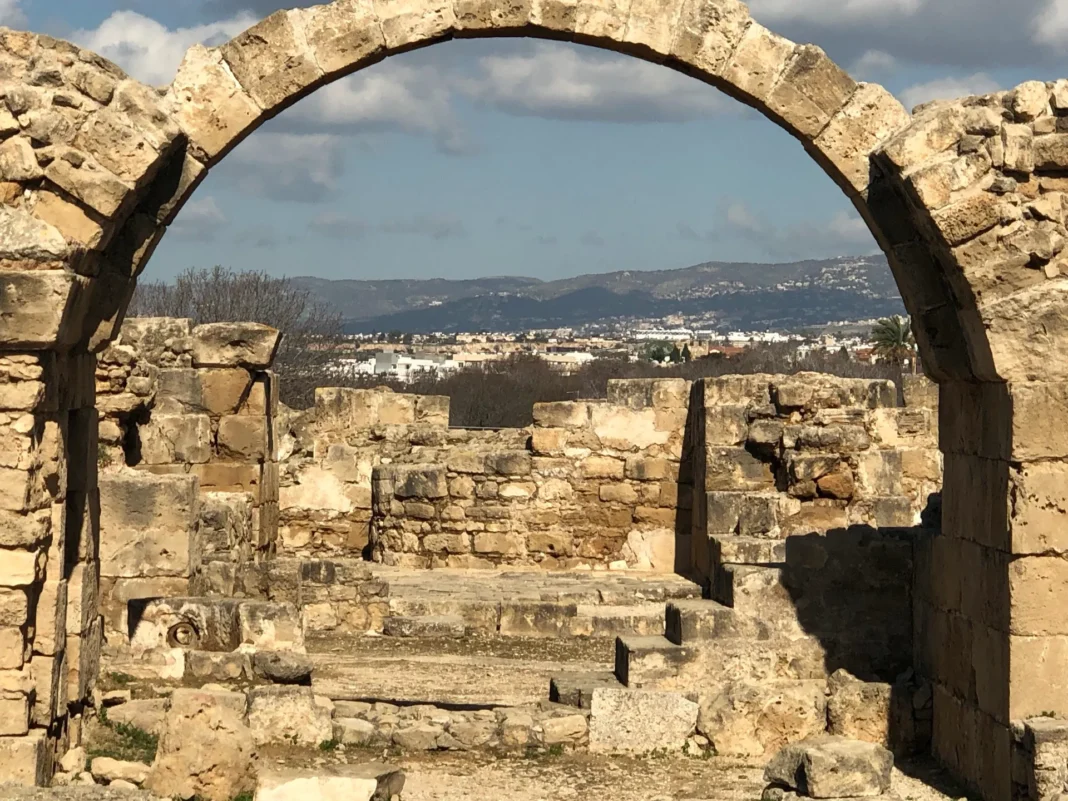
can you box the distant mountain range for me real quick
[292,256,905,334]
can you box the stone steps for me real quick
[549,671,625,708]
[664,598,741,644]
[309,634,613,707]
[613,635,695,689]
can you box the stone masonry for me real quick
[0,3,1067,799]
[92,317,280,644]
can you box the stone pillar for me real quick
[0,350,97,785]
[918,379,1068,801]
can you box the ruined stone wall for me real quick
[276,386,458,557]
[688,373,941,582]
[93,317,280,643]
[370,378,691,569]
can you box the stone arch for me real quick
[1,5,1068,801]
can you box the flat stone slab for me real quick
[765,736,893,798]
[383,614,466,638]
[588,688,698,754]
[255,764,403,801]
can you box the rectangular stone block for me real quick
[139,414,213,465]
[1011,461,1068,555]
[941,453,1009,552]
[0,728,51,786]
[32,578,66,657]
[216,415,267,460]
[704,404,748,446]
[98,473,200,578]
[705,447,774,491]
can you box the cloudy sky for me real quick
[14,0,1068,281]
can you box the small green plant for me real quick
[97,450,113,468]
[87,719,158,765]
[546,743,564,758]
[318,739,340,752]
[106,671,135,686]
[231,794,254,801]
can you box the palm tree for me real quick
[870,315,918,373]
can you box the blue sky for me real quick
[14,0,1068,282]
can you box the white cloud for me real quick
[849,50,899,80]
[460,42,728,123]
[71,10,256,86]
[0,0,25,27]
[1034,0,1068,45]
[679,201,878,261]
[169,196,227,240]
[748,0,926,25]
[221,133,345,203]
[294,64,472,155]
[898,73,1002,110]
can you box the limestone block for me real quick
[764,735,893,798]
[699,680,828,759]
[533,401,589,428]
[107,698,167,735]
[375,392,416,424]
[31,578,66,656]
[0,589,27,627]
[247,685,333,745]
[139,414,212,465]
[219,10,324,112]
[581,455,624,479]
[814,82,911,194]
[43,156,132,217]
[591,405,669,450]
[767,45,857,139]
[1011,461,1068,554]
[145,688,256,801]
[527,530,572,556]
[217,415,267,460]
[624,455,673,481]
[167,45,261,160]
[617,0,683,56]
[0,206,68,266]
[301,0,385,77]
[455,0,533,32]
[0,271,75,348]
[704,404,748,445]
[622,528,674,571]
[415,393,449,425]
[473,532,525,557]
[0,667,31,735]
[238,601,304,651]
[670,0,750,78]
[190,323,280,369]
[0,728,50,786]
[705,447,774,491]
[540,713,588,745]
[391,465,448,499]
[588,688,697,753]
[98,473,200,578]
[372,0,457,49]
[486,451,532,476]
[256,765,404,801]
[90,757,150,785]
[191,462,261,496]
[33,189,105,248]
[532,427,568,455]
[0,549,42,588]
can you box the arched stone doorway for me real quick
[0,3,1065,799]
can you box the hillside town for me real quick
[334,321,892,381]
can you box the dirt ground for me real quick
[258,745,969,801]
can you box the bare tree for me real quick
[129,266,354,409]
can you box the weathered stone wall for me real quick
[93,317,280,643]
[0,352,98,784]
[370,378,690,569]
[275,386,456,558]
[687,372,941,582]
